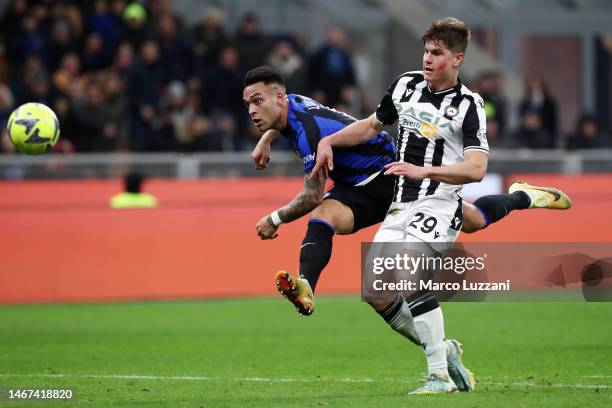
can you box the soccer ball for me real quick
[6,102,60,155]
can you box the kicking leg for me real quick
[464,191,530,233]
[299,199,354,291]
[275,199,354,315]
[462,181,572,234]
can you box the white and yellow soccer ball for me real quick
[6,102,60,155]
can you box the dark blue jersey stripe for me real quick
[283,94,396,185]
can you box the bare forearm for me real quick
[426,160,486,184]
[326,114,383,147]
[274,175,324,223]
[277,191,322,223]
[260,129,280,144]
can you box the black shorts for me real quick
[324,172,395,233]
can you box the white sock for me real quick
[413,306,449,378]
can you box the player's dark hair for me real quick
[244,66,285,89]
[125,172,144,193]
[421,17,470,53]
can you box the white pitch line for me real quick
[0,374,412,384]
[486,382,611,390]
[0,374,610,389]
[581,375,612,378]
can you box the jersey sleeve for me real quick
[375,94,398,126]
[462,95,489,154]
[375,76,402,126]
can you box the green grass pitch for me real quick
[1,297,611,407]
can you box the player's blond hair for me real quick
[421,17,471,53]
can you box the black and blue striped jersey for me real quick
[282,94,396,186]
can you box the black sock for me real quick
[378,293,404,323]
[473,191,531,227]
[299,219,334,292]
[405,290,440,317]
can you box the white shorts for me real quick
[373,194,463,253]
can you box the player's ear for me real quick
[276,91,285,106]
[454,52,464,67]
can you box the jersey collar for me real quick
[425,78,462,96]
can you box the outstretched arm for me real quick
[256,174,325,239]
[310,113,384,179]
[384,151,488,184]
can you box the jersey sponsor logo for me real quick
[399,118,438,139]
[420,123,437,138]
[398,106,454,132]
[303,153,315,163]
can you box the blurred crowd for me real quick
[0,0,608,154]
[0,0,360,153]
[472,71,610,150]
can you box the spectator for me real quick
[0,84,14,133]
[0,44,9,84]
[128,39,166,149]
[308,26,356,107]
[47,19,77,72]
[109,0,127,38]
[235,13,269,71]
[62,4,85,40]
[267,40,308,95]
[205,45,244,123]
[71,80,118,151]
[566,114,609,149]
[130,39,165,106]
[161,80,194,147]
[120,2,149,50]
[191,7,227,65]
[156,13,191,81]
[112,41,135,77]
[1,0,28,63]
[52,95,80,150]
[11,53,46,104]
[88,0,121,49]
[18,14,47,65]
[26,71,54,106]
[512,110,553,150]
[81,32,113,72]
[519,73,558,147]
[209,111,240,151]
[52,52,82,96]
[177,114,212,152]
[476,71,507,146]
[102,71,129,148]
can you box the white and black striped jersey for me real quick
[375,71,488,203]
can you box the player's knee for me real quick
[462,205,487,233]
[310,208,337,229]
[461,220,483,234]
[366,298,393,312]
[311,203,353,234]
